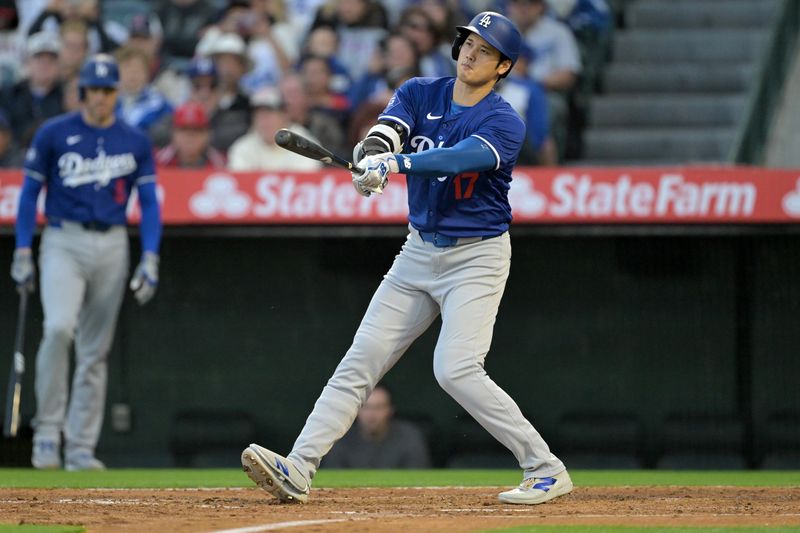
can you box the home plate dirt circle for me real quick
[2,486,799,532]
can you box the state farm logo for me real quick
[510,172,757,219]
[190,175,251,218]
[782,178,800,217]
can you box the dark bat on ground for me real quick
[4,290,28,438]
[274,128,360,172]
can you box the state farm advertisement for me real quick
[1,166,800,225]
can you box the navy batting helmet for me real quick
[78,54,119,92]
[451,11,522,78]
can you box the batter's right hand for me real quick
[10,248,35,294]
[130,252,159,305]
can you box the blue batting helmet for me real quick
[451,11,522,78]
[78,54,120,91]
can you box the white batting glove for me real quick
[129,252,159,306]
[10,248,35,294]
[351,153,398,197]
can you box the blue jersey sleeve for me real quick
[14,177,44,249]
[134,135,157,186]
[378,78,420,136]
[470,108,526,169]
[137,181,161,254]
[23,122,54,183]
[395,137,496,177]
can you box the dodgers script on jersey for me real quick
[380,77,525,237]
[24,112,156,225]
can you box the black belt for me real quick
[416,230,499,248]
[48,219,113,232]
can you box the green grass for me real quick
[479,528,800,533]
[0,468,797,489]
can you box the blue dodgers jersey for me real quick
[380,77,525,236]
[24,111,156,225]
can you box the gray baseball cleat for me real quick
[498,470,573,504]
[241,443,310,503]
[65,451,106,471]
[31,440,61,470]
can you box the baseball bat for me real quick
[274,129,359,171]
[3,290,28,438]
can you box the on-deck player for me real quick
[10,54,162,470]
[242,11,572,504]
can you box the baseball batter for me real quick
[242,12,572,505]
[10,54,162,471]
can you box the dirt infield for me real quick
[2,486,799,532]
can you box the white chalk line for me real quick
[203,518,349,533]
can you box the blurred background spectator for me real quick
[156,0,217,69]
[0,31,63,149]
[198,31,252,152]
[115,45,173,147]
[508,0,582,160]
[323,384,432,469]
[156,101,227,168]
[310,0,389,83]
[279,72,347,160]
[227,85,321,171]
[58,18,89,79]
[27,0,125,54]
[397,6,453,78]
[497,43,557,165]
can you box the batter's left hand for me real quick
[130,252,159,305]
[351,153,398,196]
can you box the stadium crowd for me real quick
[0,0,613,170]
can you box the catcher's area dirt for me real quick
[2,486,799,532]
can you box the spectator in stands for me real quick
[508,0,582,93]
[0,109,22,167]
[397,6,454,78]
[156,101,226,168]
[185,56,220,114]
[348,32,420,111]
[310,0,388,82]
[125,13,163,78]
[156,0,217,67]
[199,32,252,152]
[323,384,432,469]
[27,0,124,54]
[227,86,321,172]
[279,73,347,160]
[497,43,556,166]
[62,73,80,112]
[0,1,21,87]
[58,18,89,79]
[303,25,352,96]
[241,4,297,93]
[114,45,173,147]
[508,0,582,160]
[125,13,191,108]
[0,31,63,147]
[299,54,350,124]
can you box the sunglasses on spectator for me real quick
[192,80,217,90]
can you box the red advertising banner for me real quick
[1,166,799,225]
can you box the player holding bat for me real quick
[243,12,572,505]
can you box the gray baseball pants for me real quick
[33,222,129,456]
[289,228,564,481]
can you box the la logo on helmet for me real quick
[479,14,492,27]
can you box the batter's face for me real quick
[82,87,118,127]
[457,33,511,86]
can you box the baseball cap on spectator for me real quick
[249,86,284,110]
[188,56,217,79]
[206,32,247,57]
[128,13,153,38]
[173,101,210,129]
[27,31,61,57]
